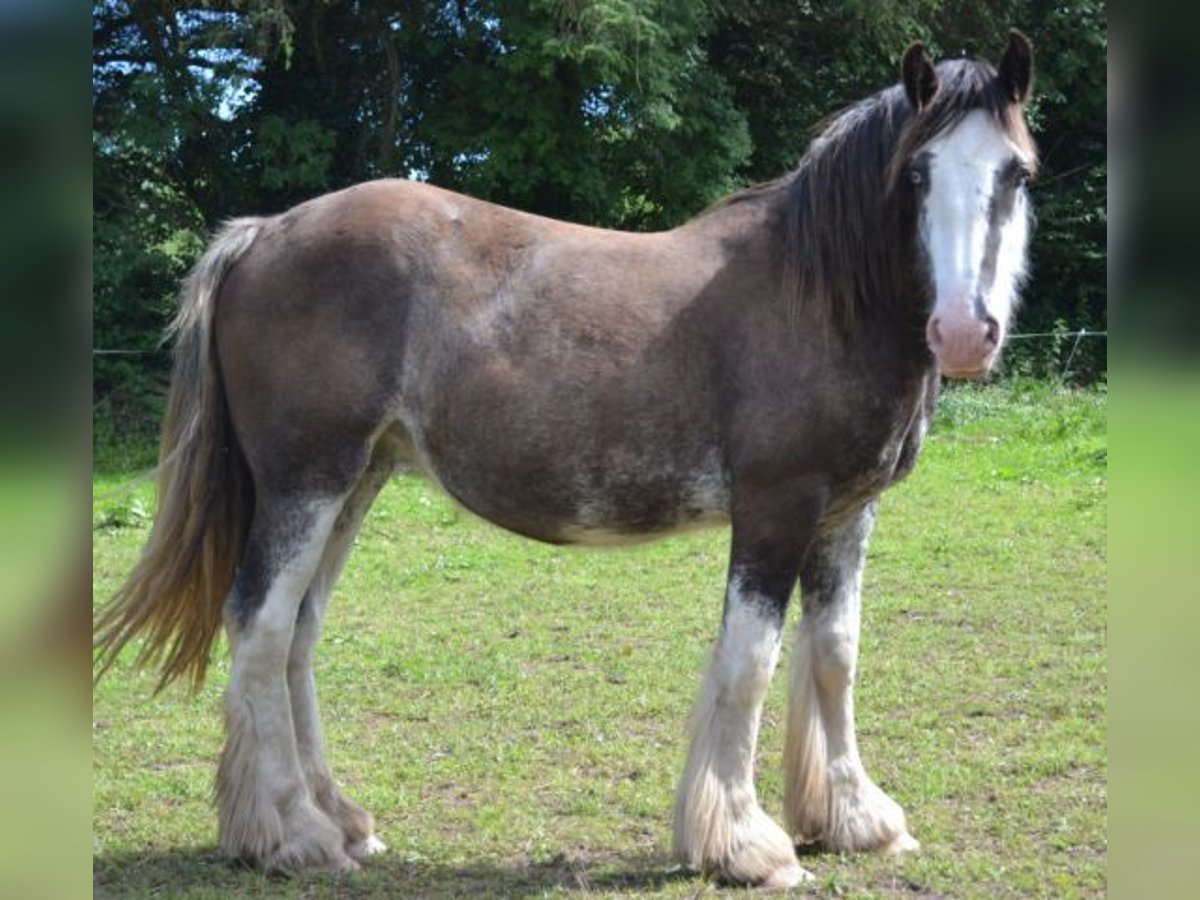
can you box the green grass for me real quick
[92,380,1106,898]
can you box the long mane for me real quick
[730,58,1037,334]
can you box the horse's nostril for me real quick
[983,316,1000,347]
[927,318,944,348]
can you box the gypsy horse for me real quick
[95,33,1037,888]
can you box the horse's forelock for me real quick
[886,59,1038,191]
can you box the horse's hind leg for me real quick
[218,485,357,872]
[287,446,397,861]
[783,502,918,853]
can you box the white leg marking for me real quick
[785,511,917,853]
[218,497,357,872]
[288,600,383,861]
[674,580,812,887]
[347,834,388,859]
[287,476,390,860]
[783,621,828,842]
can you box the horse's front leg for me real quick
[784,502,919,853]
[673,480,825,888]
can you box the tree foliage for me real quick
[93,0,1106,421]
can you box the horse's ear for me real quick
[998,29,1034,104]
[901,42,939,112]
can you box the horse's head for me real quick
[895,32,1037,379]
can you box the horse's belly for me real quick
[553,461,732,546]
[422,439,731,547]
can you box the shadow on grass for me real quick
[93,847,699,898]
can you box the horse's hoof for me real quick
[259,803,362,873]
[759,860,815,890]
[347,835,387,860]
[885,832,920,854]
[263,847,359,874]
[329,853,361,872]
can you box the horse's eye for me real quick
[908,167,923,187]
[1015,167,1032,187]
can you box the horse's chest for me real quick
[824,395,931,521]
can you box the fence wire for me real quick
[93,329,1109,358]
[93,329,1108,380]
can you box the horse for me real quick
[94,32,1037,888]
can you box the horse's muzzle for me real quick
[926,308,1002,379]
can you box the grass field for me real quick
[92,380,1106,898]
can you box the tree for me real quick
[1007,0,1106,380]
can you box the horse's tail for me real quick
[94,218,264,694]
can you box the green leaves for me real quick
[247,116,336,190]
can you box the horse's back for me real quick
[217,178,713,385]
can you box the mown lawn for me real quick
[92,380,1106,898]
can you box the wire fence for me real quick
[1004,329,1108,340]
[93,328,1108,380]
[92,329,1109,355]
[1004,328,1107,381]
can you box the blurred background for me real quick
[0,4,84,899]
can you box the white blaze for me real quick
[919,109,1033,374]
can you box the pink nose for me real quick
[926,311,1001,378]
